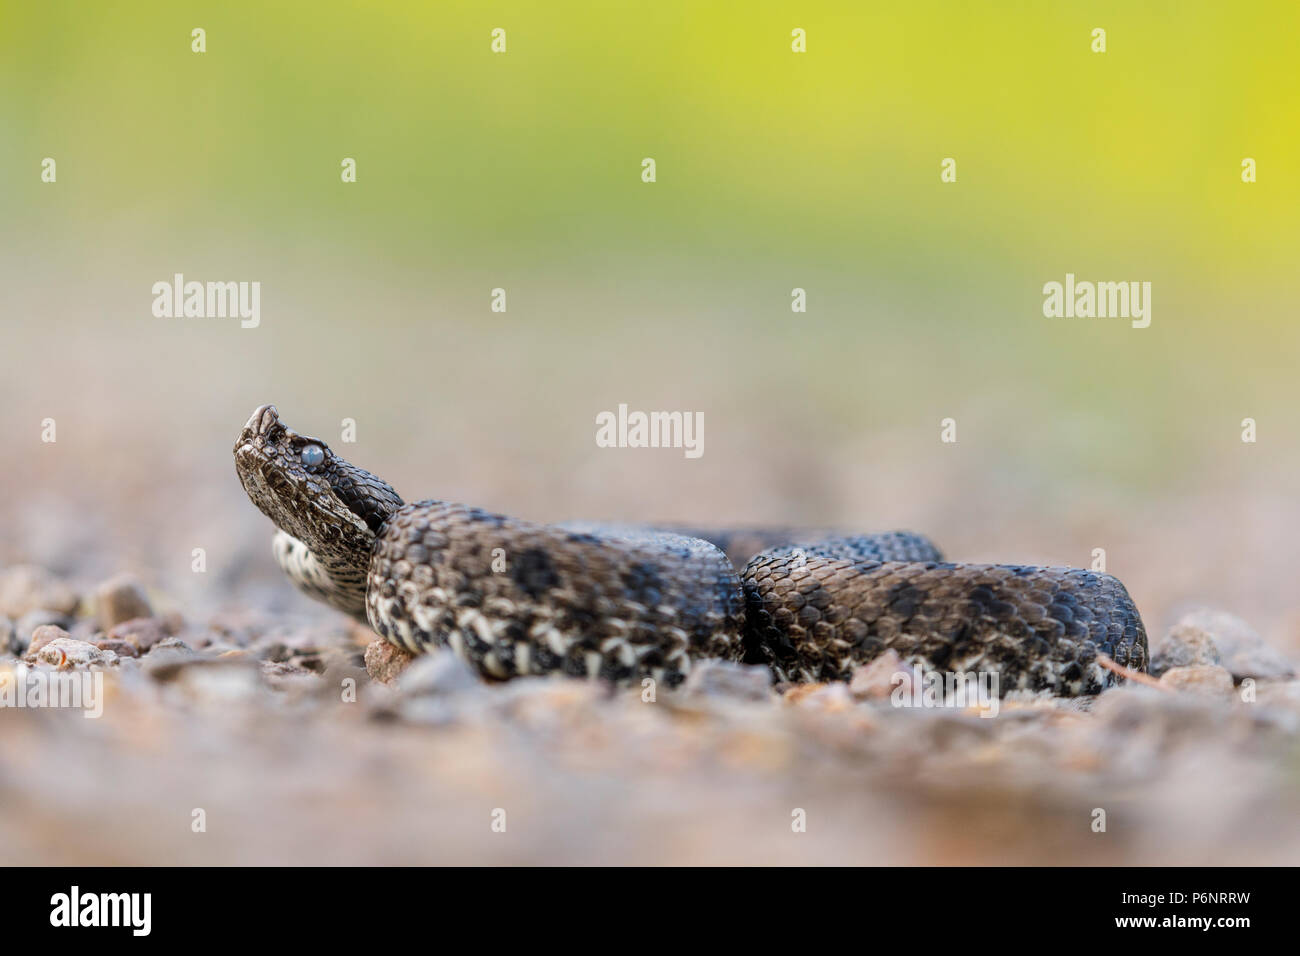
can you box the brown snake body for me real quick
[235,405,1148,695]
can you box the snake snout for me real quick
[244,404,280,438]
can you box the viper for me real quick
[234,404,1148,694]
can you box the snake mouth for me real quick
[257,460,299,500]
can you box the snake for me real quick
[234,404,1148,695]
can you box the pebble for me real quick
[680,659,773,701]
[1159,664,1235,697]
[1165,610,1294,681]
[93,637,140,658]
[107,617,169,653]
[364,638,415,683]
[1150,623,1221,675]
[150,637,193,654]
[32,637,118,669]
[141,639,196,680]
[0,565,80,618]
[93,574,154,630]
[25,624,72,659]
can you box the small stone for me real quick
[1169,610,1294,681]
[32,637,117,669]
[150,637,192,654]
[1159,664,1235,696]
[680,659,773,701]
[1150,623,1221,675]
[94,574,154,629]
[92,637,140,658]
[397,650,482,697]
[365,639,415,683]
[108,617,169,653]
[25,624,72,659]
[0,566,80,618]
[141,639,196,679]
[849,650,917,701]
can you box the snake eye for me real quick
[300,444,325,468]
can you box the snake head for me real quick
[234,404,404,554]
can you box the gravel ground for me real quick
[2,563,1297,866]
[3,339,1297,865]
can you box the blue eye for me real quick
[300,444,325,468]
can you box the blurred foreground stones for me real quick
[1152,609,1295,682]
[2,563,1299,865]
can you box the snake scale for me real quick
[234,405,1148,695]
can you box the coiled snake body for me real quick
[235,405,1148,695]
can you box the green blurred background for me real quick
[1,1,1297,644]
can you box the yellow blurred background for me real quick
[2,1,1298,647]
